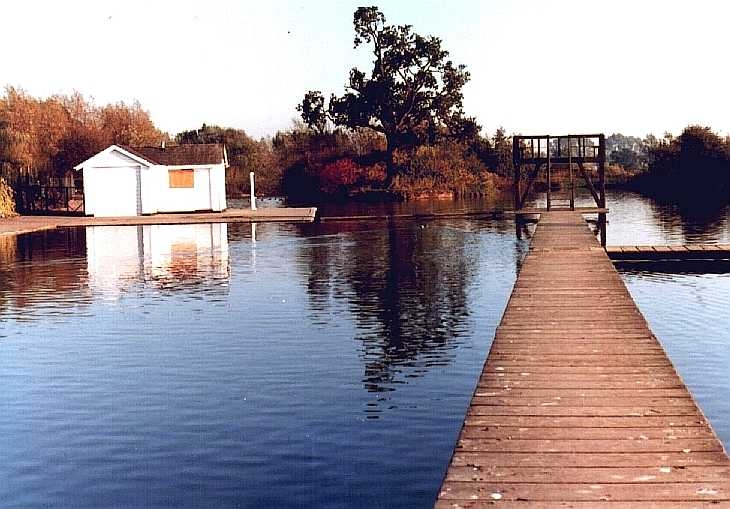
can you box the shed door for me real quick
[92,166,141,217]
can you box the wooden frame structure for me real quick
[512,134,606,212]
[513,134,607,245]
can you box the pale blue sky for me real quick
[1,0,728,138]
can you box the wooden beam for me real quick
[568,139,574,210]
[513,137,521,210]
[598,134,607,208]
[520,163,543,208]
[518,156,602,165]
[576,160,601,207]
[547,136,551,211]
[513,134,605,140]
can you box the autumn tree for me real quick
[299,6,478,183]
[0,88,166,181]
[176,124,281,196]
[0,87,45,177]
[99,100,165,146]
[490,127,512,176]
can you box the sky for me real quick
[1,0,729,139]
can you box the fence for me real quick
[12,177,84,214]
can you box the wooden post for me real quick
[569,137,575,210]
[598,134,606,209]
[598,134,607,247]
[249,171,257,211]
[546,136,551,211]
[513,137,521,210]
[537,138,541,211]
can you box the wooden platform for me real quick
[0,207,317,236]
[515,207,609,216]
[607,244,730,261]
[436,211,730,508]
[319,210,509,222]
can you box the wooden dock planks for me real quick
[606,244,730,261]
[436,211,730,508]
[0,207,318,236]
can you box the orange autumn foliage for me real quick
[0,87,166,180]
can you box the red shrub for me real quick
[318,158,359,194]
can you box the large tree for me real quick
[298,6,478,183]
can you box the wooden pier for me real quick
[0,207,317,237]
[607,244,730,261]
[436,210,730,507]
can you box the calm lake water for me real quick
[0,190,728,508]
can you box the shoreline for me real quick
[0,207,317,237]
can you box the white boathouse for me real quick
[74,144,228,217]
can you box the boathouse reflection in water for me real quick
[86,223,230,297]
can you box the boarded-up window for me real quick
[169,169,194,188]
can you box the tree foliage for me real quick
[640,125,730,199]
[299,6,478,181]
[0,87,165,180]
[606,133,648,170]
[0,177,16,217]
[275,124,386,200]
[296,91,328,134]
[176,124,281,196]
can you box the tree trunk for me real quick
[384,134,397,188]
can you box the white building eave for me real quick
[73,144,154,171]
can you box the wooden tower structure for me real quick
[513,133,608,245]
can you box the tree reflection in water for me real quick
[299,218,518,394]
[0,228,91,319]
[650,197,730,243]
[0,224,231,321]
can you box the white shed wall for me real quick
[83,165,141,217]
[80,149,147,217]
[149,165,226,213]
[209,165,227,211]
[79,146,227,216]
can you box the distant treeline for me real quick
[607,127,730,201]
[2,87,728,204]
[175,122,514,200]
[0,87,515,200]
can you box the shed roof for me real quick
[121,144,226,166]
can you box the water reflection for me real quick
[0,229,90,319]
[528,189,730,245]
[648,197,730,243]
[618,268,730,447]
[0,192,726,508]
[297,218,518,396]
[86,224,230,298]
[615,260,730,276]
[514,219,535,273]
